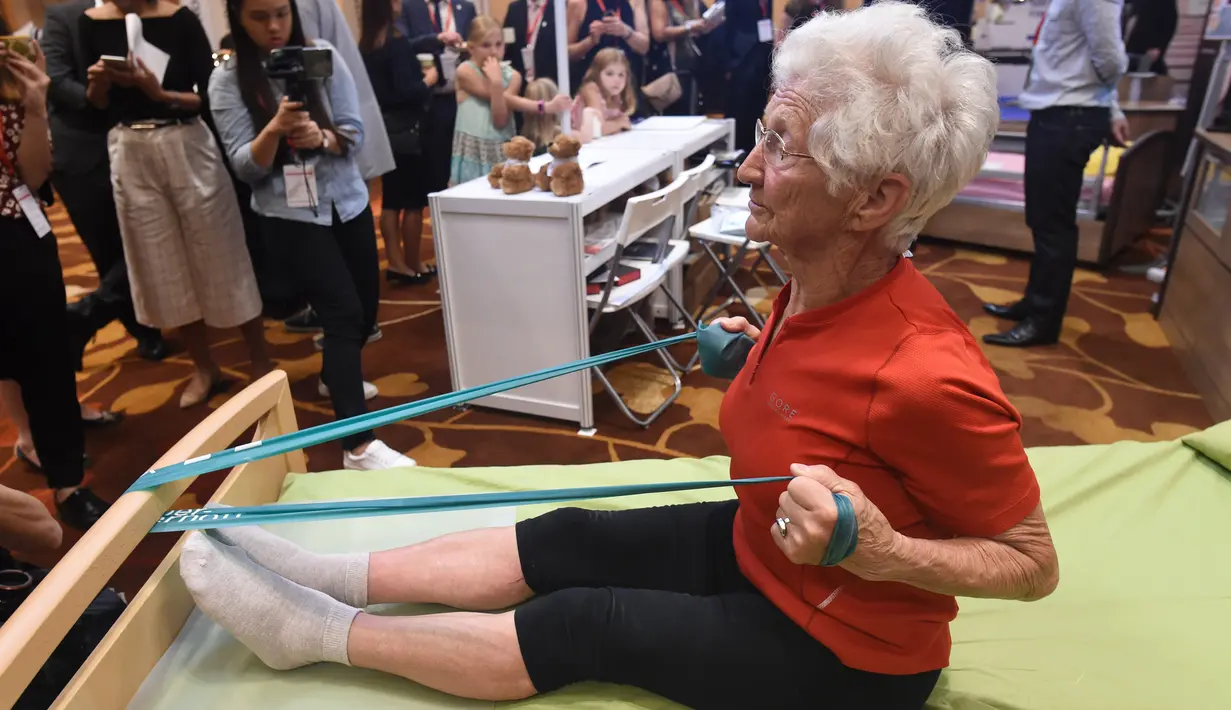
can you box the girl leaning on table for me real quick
[209,0,416,471]
[0,33,112,530]
[450,15,571,185]
[570,47,636,139]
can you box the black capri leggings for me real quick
[513,501,940,710]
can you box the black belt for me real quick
[121,116,197,130]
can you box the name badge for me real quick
[521,45,536,80]
[441,48,461,89]
[757,18,773,43]
[12,184,51,237]
[503,27,516,44]
[283,164,318,209]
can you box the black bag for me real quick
[384,108,423,156]
[1,558,127,710]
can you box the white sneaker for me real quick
[1146,265,1167,284]
[343,439,416,470]
[318,380,379,401]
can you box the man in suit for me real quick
[42,0,167,363]
[295,0,395,180]
[723,0,774,152]
[504,0,560,87]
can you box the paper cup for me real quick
[417,53,434,69]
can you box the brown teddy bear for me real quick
[534,163,550,192]
[546,134,584,197]
[487,163,504,189]
[498,136,536,195]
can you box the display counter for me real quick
[1158,129,1231,420]
[428,118,734,429]
[924,98,1175,265]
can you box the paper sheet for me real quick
[632,116,708,131]
[125,13,170,84]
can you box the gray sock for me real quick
[180,532,359,670]
[205,523,369,607]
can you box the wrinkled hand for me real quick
[771,464,898,579]
[269,96,309,136]
[481,55,503,84]
[1110,117,1130,147]
[423,65,439,87]
[1,44,50,112]
[710,316,761,342]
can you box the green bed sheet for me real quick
[132,422,1231,710]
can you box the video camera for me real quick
[263,46,333,103]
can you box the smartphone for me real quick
[0,36,36,62]
[100,54,130,70]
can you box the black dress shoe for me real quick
[982,300,1030,321]
[55,488,111,530]
[135,337,169,361]
[982,319,1060,347]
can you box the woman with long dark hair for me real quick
[210,0,416,470]
[359,0,437,285]
[0,16,109,529]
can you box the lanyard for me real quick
[595,0,610,15]
[431,0,454,33]
[669,0,686,17]
[759,0,768,18]
[528,0,550,48]
[1032,13,1045,45]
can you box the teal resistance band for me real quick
[128,332,699,493]
[151,477,792,533]
[820,494,858,566]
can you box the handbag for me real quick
[642,72,683,112]
[383,107,423,156]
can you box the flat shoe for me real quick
[82,409,125,427]
[180,378,232,409]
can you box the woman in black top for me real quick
[82,0,270,409]
[566,0,649,90]
[0,18,109,529]
[360,0,438,285]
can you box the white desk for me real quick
[431,145,675,428]
[430,118,732,429]
[598,119,736,173]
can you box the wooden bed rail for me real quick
[0,370,306,710]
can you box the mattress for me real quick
[960,149,1122,206]
[129,423,1231,709]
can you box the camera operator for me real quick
[82,0,271,408]
[210,0,417,471]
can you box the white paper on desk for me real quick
[633,116,707,131]
[719,211,749,235]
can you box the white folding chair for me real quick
[587,174,698,427]
[687,185,789,330]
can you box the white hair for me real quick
[772,1,998,252]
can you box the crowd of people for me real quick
[0,0,824,534]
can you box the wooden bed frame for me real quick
[0,371,306,710]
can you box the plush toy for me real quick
[498,136,536,195]
[546,134,584,197]
[487,163,504,189]
[534,164,550,192]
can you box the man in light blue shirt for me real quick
[983,0,1129,347]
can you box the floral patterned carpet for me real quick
[0,202,1211,595]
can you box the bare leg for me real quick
[239,317,273,376]
[178,320,221,407]
[381,208,411,275]
[368,527,531,610]
[401,208,426,274]
[347,611,535,701]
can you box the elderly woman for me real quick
[178,4,1057,708]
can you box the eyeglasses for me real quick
[755,119,812,167]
